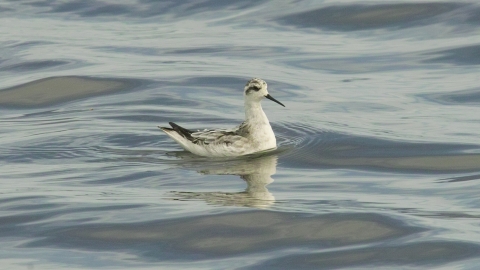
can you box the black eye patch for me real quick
[249,85,261,91]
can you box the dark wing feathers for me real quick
[161,121,249,146]
[168,122,194,140]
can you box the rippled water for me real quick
[1,1,480,269]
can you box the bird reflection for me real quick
[169,153,278,209]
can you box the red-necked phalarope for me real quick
[160,78,285,157]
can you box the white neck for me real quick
[244,100,269,124]
[243,99,276,148]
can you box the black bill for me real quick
[265,94,285,107]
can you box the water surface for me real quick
[1,0,480,269]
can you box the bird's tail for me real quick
[159,122,195,151]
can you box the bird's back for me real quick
[160,122,275,157]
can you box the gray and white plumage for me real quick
[160,78,285,157]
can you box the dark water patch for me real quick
[2,109,62,118]
[87,150,170,165]
[277,124,480,173]
[280,125,478,158]
[42,0,264,18]
[415,211,480,219]
[439,174,480,183]
[421,87,480,105]
[167,46,290,58]
[285,54,419,74]
[0,196,46,206]
[4,126,166,164]
[0,196,62,213]
[79,4,130,17]
[87,171,159,185]
[169,47,231,55]
[276,3,465,31]
[49,0,94,13]
[466,6,480,25]
[105,94,203,108]
[0,204,145,237]
[0,76,145,108]
[0,5,13,12]
[135,0,266,18]
[26,211,422,260]
[287,143,480,173]
[180,76,247,89]
[323,101,400,113]
[183,0,265,13]
[90,146,164,157]
[4,40,56,49]
[102,113,182,124]
[0,60,70,72]
[7,203,62,211]
[0,128,101,162]
[0,213,59,236]
[106,76,250,94]
[48,0,130,17]
[22,0,51,8]
[93,46,159,56]
[0,145,91,163]
[341,78,370,83]
[254,241,480,269]
[105,133,164,148]
[424,44,480,65]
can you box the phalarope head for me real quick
[244,78,285,107]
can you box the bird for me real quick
[159,78,285,157]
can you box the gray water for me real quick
[1,1,480,269]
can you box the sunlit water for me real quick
[1,1,480,269]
